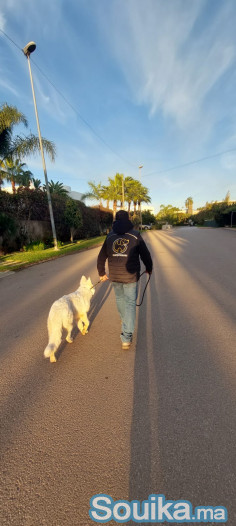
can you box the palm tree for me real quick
[223,190,230,204]
[124,177,138,214]
[101,184,112,210]
[0,104,27,159]
[137,185,151,213]
[0,158,32,193]
[128,179,143,213]
[185,197,193,215]
[18,169,33,188]
[0,103,56,163]
[44,180,69,196]
[81,181,103,206]
[0,160,6,190]
[32,178,42,189]
[107,173,124,219]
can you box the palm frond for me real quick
[0,103,28,134]
[8,134,56,162]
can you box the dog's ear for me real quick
[80,275,86,286]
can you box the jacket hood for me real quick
[112,218,133,235]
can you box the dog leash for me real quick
[91,279,102,289]
[136,271,151,307]
[92,272,151,306]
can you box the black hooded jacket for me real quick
[97,217,153,283]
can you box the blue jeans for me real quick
[112,282,138,343]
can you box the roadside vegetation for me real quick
[1,102,235,267]
[154,194,236,228]
[192,195,236,227]
[0,104,153,258]
[82,173,151,220]
[0,236,105,272]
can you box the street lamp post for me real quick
[22,41,58,250]
[139,165,143,230]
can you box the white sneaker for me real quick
[122,342,131,350]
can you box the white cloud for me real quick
[0,77,19,96]
[100,0,236,133]
[0,11,5,30]
[33,74,50,106]
[221,151,236,171]
[159,176,185,189]
[29,68,75,125]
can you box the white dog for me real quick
[44,276,95,363]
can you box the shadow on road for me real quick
[129,230,236,525]
[89,280,112,328]
[0,280,112,451]
[55,281,112,361]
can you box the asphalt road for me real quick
[0,227,236,526]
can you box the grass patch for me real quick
[0,236,105,272]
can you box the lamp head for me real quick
[23,41,36,57]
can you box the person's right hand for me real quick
[100,274,109,282]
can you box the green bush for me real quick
[194,202,236,226]
[24,241,45,252]
[0,212,17,236]
[43,238,54,249]
[0,212,19,253]
[0,189,113,252]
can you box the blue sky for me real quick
[1,0,236,213]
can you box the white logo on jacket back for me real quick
[112,238,129,254]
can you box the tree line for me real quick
[0,102,154,252]
[192,194,236,227]
[3,101,233,253]
[0,103,113,252]
[155,194,236,227]
[82,173,151,219]
[0,187,113,253]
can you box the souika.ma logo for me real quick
[113,238,129,254]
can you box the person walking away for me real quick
[97,210,153,350]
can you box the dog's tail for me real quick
[44,309,62,358]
